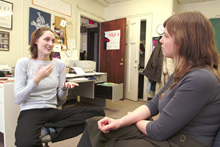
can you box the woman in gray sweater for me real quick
[78,11,220,147]
[14,27,105,147]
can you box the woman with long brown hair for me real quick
[78,11,220,147]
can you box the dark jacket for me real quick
[143,39,163,83]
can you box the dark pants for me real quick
[15,107,105,147]
[78,116,208,147]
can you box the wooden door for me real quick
[100,18,126,84]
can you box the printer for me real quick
[67,60,96,73]
[66,60,106,85]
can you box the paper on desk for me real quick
[73,67,85,75]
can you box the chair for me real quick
[212,128,220,147]
[40,127,56,147]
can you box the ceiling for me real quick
[92,0,131,7]
[93,0,216,7]
[105,0,131,4]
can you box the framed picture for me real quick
[0,1,13,30]
[0,31,10,51]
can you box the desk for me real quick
[66,72,107,101]
[66,72,123,104]
[0,83,20,147]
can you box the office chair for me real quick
[40,127,55,147]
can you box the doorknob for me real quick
[120,63,123,66]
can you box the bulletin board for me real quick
[54,16,67,50]
[210,18,220,53]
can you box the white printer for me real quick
[67,60,96,73]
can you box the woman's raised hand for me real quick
[33,63,53,85]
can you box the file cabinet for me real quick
[0,83,20,147]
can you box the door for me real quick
[124,14,152,101]
[100,18,126,84]
[124,18,140,101]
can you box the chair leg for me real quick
[41,135,51,147]
[43,142,49,147]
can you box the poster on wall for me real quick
[104,30,120,50]
[29,7,51,44]
[0,31,10,51]
[0,1,13,30]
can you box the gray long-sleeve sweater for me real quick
[146,68,220,146]
[14,57,67,111]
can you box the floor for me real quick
[48,98,147,147]
[0,98,149,147]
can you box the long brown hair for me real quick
[163,11,220,88]
[29,27,54,60]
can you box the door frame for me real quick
[76,7,105,60]
[76,9,152,101]
[140,14,152,101]
[87,27,100,71]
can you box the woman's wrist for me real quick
[33,77,40,85]
[62,87,67,91]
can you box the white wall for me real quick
[0,0,176,67]
[0,0,105,67]
[104,0,174,37]
[178,0,220,18]
[0,0,23,67]
[173,0,179,14]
